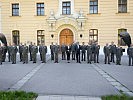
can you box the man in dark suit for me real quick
[61,43,66,60]
[127,44,133,66]
[86,42,92,64]
[54,43,60,63]
[71,42,76,60]
[19,43,23,62]
[81,42,86,61]
[110,41,116,63]
[95,42,100,63]
[50,42,55,61]
[75,42,81,63]
[116,45,123,65]
[29,42,33,61]
[103,43,110,64]
[66,45,71,63]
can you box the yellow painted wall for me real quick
[0,0,133,47]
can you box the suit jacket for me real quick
[66,46,71,54]
[54,45,60,53]
[75,44,81,54]
[61,45,66,52]
[103,46,110,55]
[116,47,123,57]
[110,44,116,54]
[127,47,133,57]
[81,45,86,53]
[86,45,92,54]
[71,44,76,52]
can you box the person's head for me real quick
[111,41,114,45]
[30,42,32,45]
[13,43,15,46]
[51,42,53,45]
[8,42,11,46]
[34,43,36,46]
[24,43,26,46]
[82,42,85,45]
[55,43,58,45]
[77,42,79,45]
[106,43,109,46]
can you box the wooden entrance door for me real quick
[60,29,73,46]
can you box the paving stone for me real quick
[75,96,89,100]
[50,96,61,100]
[89,97,101,100]
[124,92,133,96]
[102,75,110,78]
[115,86,129,92]
[62,96,75,100]
[36,96,49,100]
[110,82,122,86]
[106,78,116,82]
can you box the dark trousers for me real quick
[72,51,75,60]
[116,56,121,65]
[96,53,99,63]
[20,53,23,61]
[51,52,54,60]
[8,53,11,62]
[62,52,66,60]
[87,53,91,63]
[11,54,16,64]
[23,54,28,63]
[76,53,80,63]
[30,52,32,61]
[81,52,86,61]
[40,53,42,61]
[111,53,115,62]
[105,54,110,64]
[67,52,70,61]
[0,56,2,64]
[54,53,58,63]
[128,56,133,66]
[94,53,96,63]
[2,53,6,62]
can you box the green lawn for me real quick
[102,94,133,100]
[0,91,38,100]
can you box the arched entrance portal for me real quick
[60,29,73,45]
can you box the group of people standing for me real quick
[50,42,100,64]
[0,41,133,66]
[0,42,47,65]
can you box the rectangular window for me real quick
[62,1,71,15]
[37,3,44,16]
[118,0,127,13]
[118,29,127,46]
[12,3,19,16]
[12,30,20,45]
[90,0,98,14]
[89,29,98,44]
[37,30,45,45]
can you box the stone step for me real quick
[36,95,101,100]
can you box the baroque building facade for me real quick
[0,0,133,47]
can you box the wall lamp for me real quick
[51,34,54,38]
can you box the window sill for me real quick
[9,15,21,17]
[87,13,101,16]
[34,15,47,17]
[60,14,73,16]
[116,12,130,15]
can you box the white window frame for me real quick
[59,0,74,15]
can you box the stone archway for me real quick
[60,28,73,45]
